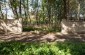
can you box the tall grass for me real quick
[0,42,85,55]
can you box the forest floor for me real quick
[0,31,85,42]
[0,32,85,55]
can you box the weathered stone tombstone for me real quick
[61,19,85,34]
[0,18,22,34]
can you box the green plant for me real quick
[0,42,85,55]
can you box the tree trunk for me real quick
[63,0,67,19]
[19,0,22,18]
[77,2,80,20]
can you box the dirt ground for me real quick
[0,31,85,42]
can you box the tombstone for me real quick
[0,18,22,34]
[61,19,85,34]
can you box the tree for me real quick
[0,1,4,19]
[9,0,19,19]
